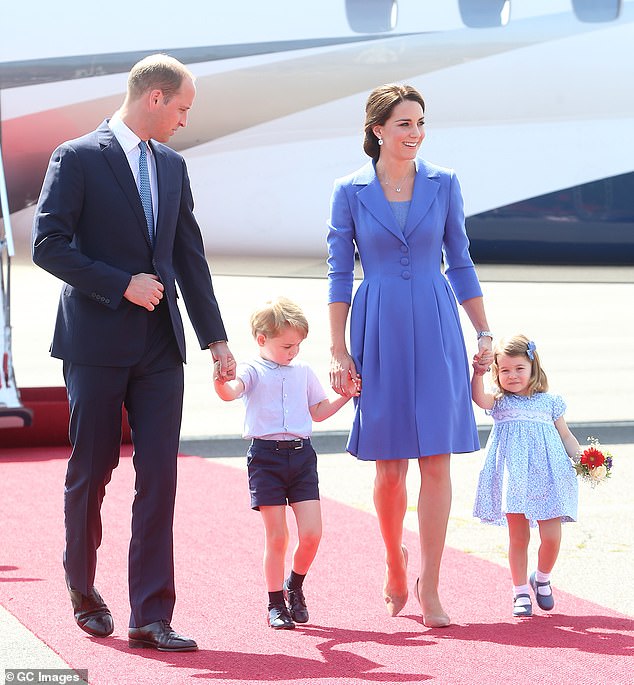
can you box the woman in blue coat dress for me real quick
[327,84,493,627]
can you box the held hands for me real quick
[472,356,489,376]
[472,337,493,376]
[346,371,362,397]
[211,342,236,382]
[124,273,164,311]
[330,351,361,397]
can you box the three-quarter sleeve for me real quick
[326,180,356,305]
[442,171,482,303]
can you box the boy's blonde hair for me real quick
[491,334,548,397]
[250,296,309,339]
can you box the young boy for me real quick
[213,296,360,629]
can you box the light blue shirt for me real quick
[237,357,327,440]
[389,200,411,231]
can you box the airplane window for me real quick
[458,0,511,28]
[572,0,621,22]
[345,0,398,33]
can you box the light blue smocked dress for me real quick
[473,392,578,526]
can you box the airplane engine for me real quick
[572,0,621,22]
[458,0,511,27]
[345,0,398,33]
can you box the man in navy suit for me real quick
[32,54,235,651]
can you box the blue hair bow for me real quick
[527,340,536,360]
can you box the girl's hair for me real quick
[250,296,309,339]
[363,83,425,161]
[491,334,548,397]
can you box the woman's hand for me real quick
[474,336,493,370]
[330,350,359,397]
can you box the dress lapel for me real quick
[355,163,406,244]
[403,163,440,239]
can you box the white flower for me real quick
[590,464,608,481]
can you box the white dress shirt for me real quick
[108,115,158,231]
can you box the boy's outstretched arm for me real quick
[213,360,245,401]
[310,372,361,422]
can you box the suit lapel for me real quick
[150,141,176,250]
[98,122,153,248]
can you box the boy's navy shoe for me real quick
[268,603,295,629]
[283,578,309,623]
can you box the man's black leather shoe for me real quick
[283,579,309,623]
[268,603,295,629]
[66,582,114,637]
[128,620,198,651]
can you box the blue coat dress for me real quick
[327,159,482,460]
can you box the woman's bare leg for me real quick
[374,459,409,616]
[416,454,451,627]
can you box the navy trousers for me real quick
[62,303,184,628]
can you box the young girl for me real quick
[471,334,579,618]
[213,297,360,629]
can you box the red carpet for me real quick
[1,446,632,685]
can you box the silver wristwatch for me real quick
[477,330,493,340]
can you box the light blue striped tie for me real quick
[138,141,154,246]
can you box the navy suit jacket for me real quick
[32,120,226,366]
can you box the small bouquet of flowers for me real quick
[572,437,614,487]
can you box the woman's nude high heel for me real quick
[383,544,408,616]
[415,577,451,628]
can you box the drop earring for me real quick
[378,138,383,146]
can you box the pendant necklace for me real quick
[380,166,412,193]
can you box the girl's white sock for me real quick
[535,570,552,594]
[513,584,531,604]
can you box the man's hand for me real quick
[123,274,164,311]
[210,341,236,381]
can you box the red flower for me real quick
[581,447,605,470]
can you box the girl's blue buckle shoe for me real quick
[530,572,555,611]
[513,593,533,617]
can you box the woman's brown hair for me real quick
[363,83,425,161]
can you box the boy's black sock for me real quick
[287,570,306,590]
[268,590,285,608]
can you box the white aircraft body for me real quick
[1,0,632,424]
[1,0,632,262]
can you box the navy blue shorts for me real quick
[247,438,320,510]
